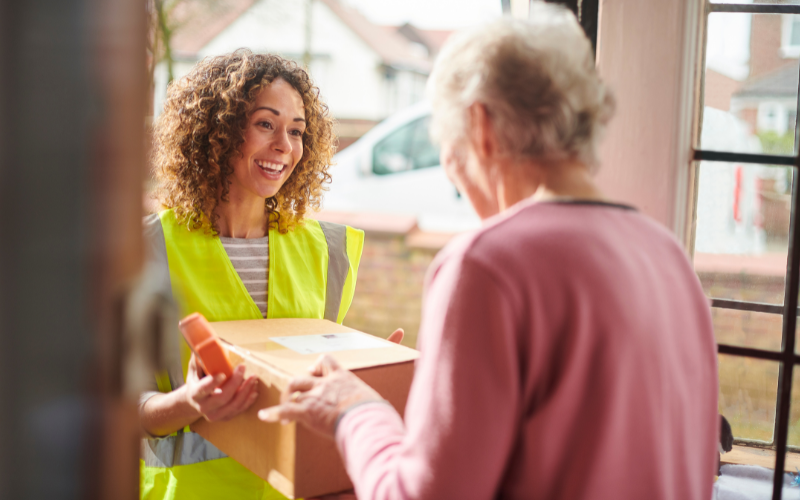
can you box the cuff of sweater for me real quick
[335,400,403,452]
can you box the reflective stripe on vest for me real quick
[141,431,227,468]
[141,209,363,498]
[318,220,348,322]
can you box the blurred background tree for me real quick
[147,0,179,91]
[146,0,234,98]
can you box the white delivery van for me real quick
[322,101,481,233]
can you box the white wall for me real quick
[154,0,426,121]
[595,0,703,244]
[152,60,196,119]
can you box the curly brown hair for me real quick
[152,49,334,233]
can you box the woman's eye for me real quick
[258,121,272,129]
[291,130,304,137]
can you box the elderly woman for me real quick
[138,50,398,500]
[260,7,718,500]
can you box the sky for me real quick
[340,0,504,29]
[706,12,752,80]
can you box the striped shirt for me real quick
[220,235,269,318]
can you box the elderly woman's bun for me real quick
[428,4,614,168]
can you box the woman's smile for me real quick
[254,159,288,180]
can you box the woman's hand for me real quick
[257,328,404,439]
[139,354,259,436]
[183,354,260,422]
[258,354,382,438]
[386,328,404,344]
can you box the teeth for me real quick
[256,160,283,172]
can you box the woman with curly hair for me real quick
[138,49,387,500]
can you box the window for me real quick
[695,2,800,497]
[758,102,793,135]
[782,14,800,57]
[372,116,439,175]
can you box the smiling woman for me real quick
[152,49,334,235]
[139,50,371,500]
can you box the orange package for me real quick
[179,312,234,379]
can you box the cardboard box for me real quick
[191,318,419,499]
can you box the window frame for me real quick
[695,3,800,498]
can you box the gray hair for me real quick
[428,4,615,166]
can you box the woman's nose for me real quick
[272,129,292,154]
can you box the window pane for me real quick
[694,162,790,304]
[792,17,800,46]
[719,354,779,442]
[788,364,800,445]
[372,116,440,175]
[700,12,799,155]
[372,119,417,175]
[408,116,440,171]
[712,308,783,351]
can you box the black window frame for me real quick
[696,3,800,499]
[504,0,600,51]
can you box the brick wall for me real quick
[314,211,453,348]
[705,68,741,112]
[333,118,378,152]
[750,13,790,80]
[343,232,439,348]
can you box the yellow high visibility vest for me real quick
[140,208,364,500]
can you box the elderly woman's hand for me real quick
[258,354,382,438]
[257,328,404,439]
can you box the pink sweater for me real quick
[337,200,718,500]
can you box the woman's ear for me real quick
[467,102,497,164]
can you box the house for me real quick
[731,64,797,137]
[154,0,443,149]
[725,13,798,136]
[389,22,453,59]
[704,68,741,113]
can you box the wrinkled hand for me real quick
[258,354,382,438]
[257,329,404,439]
[184,354,259,422]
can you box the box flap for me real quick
[211,318,419,377]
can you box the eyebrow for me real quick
[254,106,306,123]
